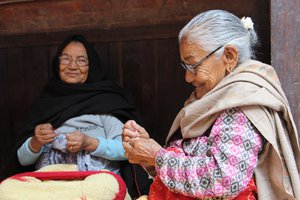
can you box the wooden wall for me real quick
[0,0,273,179]
[270,0,300,132]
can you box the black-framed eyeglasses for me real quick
[59,54,89,67]
[180,46,223,74]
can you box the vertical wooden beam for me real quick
[270,0,300,131]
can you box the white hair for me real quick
[179,10,258,64]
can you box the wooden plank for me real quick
[0,0,269,49]
[0,0,263,36]
[93,42,110,80]
[0,24,182,48]
[23,46,49,107]
[250,0,270,64]
[117,40,157,137]
[47,44,59,78]
[6,48,25,143]
[0,49,9,180]
[107,42,124,86]
[270,0,300,131]
[154,39,192,144]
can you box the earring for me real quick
[226,66,232,74]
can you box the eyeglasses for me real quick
[59,54,89,67]
[180,46,223,74]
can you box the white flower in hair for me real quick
[241,17,254,30]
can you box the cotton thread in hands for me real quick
[241,17,254,30]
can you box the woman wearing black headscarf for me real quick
[10,34,151,198]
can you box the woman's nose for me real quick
[68,60,78,69]
[185,70,194,83]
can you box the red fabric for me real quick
[148,176,257,200]
[3,171,127,200]
[233,178,257,200]
[148,177,193,200]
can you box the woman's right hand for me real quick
[122,120,149,142]
[30,123,56,152]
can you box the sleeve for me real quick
[90,114,127,160]
[154,108,264,199]
[17,137,43,166]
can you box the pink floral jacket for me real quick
[152,108,263,199]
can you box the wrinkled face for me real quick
[59,41,89,84]
[179,38,227,99]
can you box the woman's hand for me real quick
[123,138,163,167]
[66,131,98,153]
[30,123,56,152]
[122,120,161,166]
[122,120,150,142]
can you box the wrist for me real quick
[152,147,164,166]
[29,137,43,153]
[83,136,99,152]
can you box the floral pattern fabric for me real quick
[153,108,263,199]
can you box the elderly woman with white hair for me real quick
[123,10,300,200]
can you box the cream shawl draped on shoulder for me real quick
[166,60,300,200]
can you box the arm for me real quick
[65,115,125,160]
[17,123,56,166]
[155,108,263,199]
[90,115,127,160]
[17,137,43,166]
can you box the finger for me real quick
[67,140,78,147]
[130,121,148,137]
[65,133,76,140]
[122,141,133,151]
[36,131,56,139]
[126,153,139,164]
[38,129,56,136]
[39,123,53,130]
[128,137,143,147]
[128,138,137,147]
[123,130,139,140]
[122,135,132,142]
[138,127,148,137]
[37,135,56,143]
[68,145,76,152]
[123,128,140,138]
[67,142,79,152]
[36,135,56,145]
[122,142,141,164]
[70,131,81,135]
[66,131,82,140]
[41,138,56,144]
[130,121,145,134]
[39,133,57,141]
[124,120,138,131]
[130,120,140,130]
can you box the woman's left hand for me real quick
[66,131,99,153]
[123,138,163,167]
[66,131,87,153]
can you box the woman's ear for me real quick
[223,45,238,72]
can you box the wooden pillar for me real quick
[270,0,300,132]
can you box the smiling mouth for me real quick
[193,83,204,88]
[66,73,79,77]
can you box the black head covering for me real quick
[51,34,106,83]
[18,34,142,141]
[4,34,152,198]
